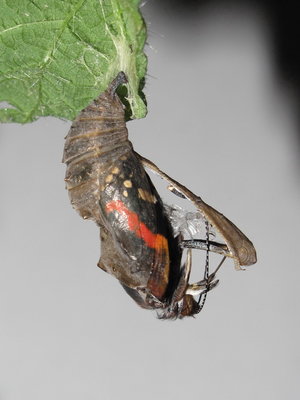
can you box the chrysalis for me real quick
[63,72,257,319]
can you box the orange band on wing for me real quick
[106,200,170,299]
[106,200,168,253]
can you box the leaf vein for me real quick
[0,20,63,36]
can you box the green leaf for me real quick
[0,0,147,123]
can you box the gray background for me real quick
[1,2,299,399]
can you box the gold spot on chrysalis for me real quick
[111,167,120,174]
[123,190,128,197]
[105,174,114,183]
[123,180,132,188]
[138,188,157,203]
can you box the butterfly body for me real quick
[63,72,257,319]
[63,73,199,318]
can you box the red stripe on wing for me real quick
[106,200,168,252]
[106,200,170,299]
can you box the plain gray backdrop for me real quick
[1,2,299,399]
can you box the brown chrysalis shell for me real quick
[63,72,257,319]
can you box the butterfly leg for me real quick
[170,249,223,304]
[182,239,231,258]
[186,255,226,297]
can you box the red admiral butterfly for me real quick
[63,72,257,319]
